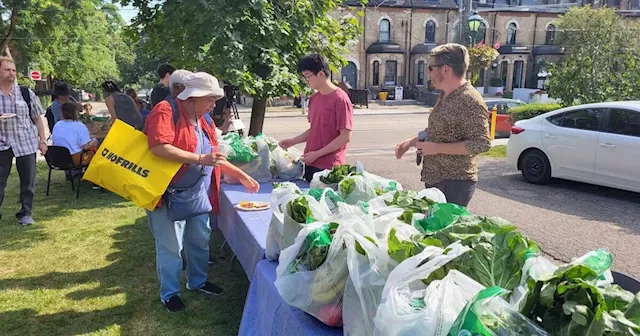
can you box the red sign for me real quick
[29,71,41,81]
[493,41,502,50]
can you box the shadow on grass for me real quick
[0,215,250,336]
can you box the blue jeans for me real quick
[146,205,212,302]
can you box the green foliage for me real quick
[508,102,562,122]
[548,6,640,106]
[468,43,499,86]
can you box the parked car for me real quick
[507,101,640,193]
[484,98,525,137]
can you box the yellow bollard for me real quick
[490,106,498,140]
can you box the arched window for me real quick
[379,19,390,43]
[507,22,517,45]
[425,21,436,43]
[545,24,556,45]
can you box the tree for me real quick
[548,6,640,106]
[122,0,362,135]
[468,42,499,87]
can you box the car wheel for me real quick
[520,149,552,184]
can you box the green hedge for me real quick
[508,102,562,123]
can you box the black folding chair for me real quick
[44,146,89,199]
[612,271,640,294]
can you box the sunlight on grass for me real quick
[481,145,507,159]
[0,163,249,336]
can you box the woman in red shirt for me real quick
[144,72,259,312]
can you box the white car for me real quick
[507,101,640,193]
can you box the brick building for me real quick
[332,0,640,99]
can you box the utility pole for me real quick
[459,0,474,44]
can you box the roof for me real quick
[367,42,406,54]
[411,43,437,54]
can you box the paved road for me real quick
[259,113,640,278]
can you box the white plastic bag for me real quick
[343,229,398,336]
[310,169,336,190]
[367,188,447,216]
[373,242,471,336]
[272,146,304,181]
[223,136,272,184]
[338,175,378,205]
[266,183,302,260]
[362,171,403,194]
[275,217,371,327]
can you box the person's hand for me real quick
[279,138,296,150]
[240,174,260,193]
[301,150,321,164]
[39,142,48,155]
[395,139,413,159]
[200,152,227,167]
[414,142,440,156]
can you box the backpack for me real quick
[45,106,55,133]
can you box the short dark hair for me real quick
[52,83,70,97]
[430,43,469,78]
[101,80,120,94]
[297,54,330,77]
[61,102,79,121]
[157,64,176,79]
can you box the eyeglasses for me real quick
[302,73,316,81]
[428,64,446,72]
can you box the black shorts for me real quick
[303,165,323,183]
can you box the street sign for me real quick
[29,71,41,81]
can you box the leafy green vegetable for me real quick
[385,190,436,213]
[387,228,443,263]
[287,222,339,274]
[287,196,313,223]
[319,164,359,184]
[398,210,415,225]
[354,236,377,256]
[338,178,356,195]
[414,203,470,233]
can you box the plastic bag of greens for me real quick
[362,172,403,196]
[310,163,365,190]
[266,183,302,260]
[281,195,331,250]
[343,228,398,336]
[275,217,371,327]
[414,203,471,233]
[338,175,378,205]
[305,188,344,213]
[373,242,471,336]
[223,135,272,183]
[272,146,304,181]
[223,133,257,163]
[448,287,549,336]
[368,188,447,217]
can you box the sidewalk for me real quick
[238,102,432,118]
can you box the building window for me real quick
[385,61,397,86]
[417,61,425,86]
[379,19,390,43]
[507,23,517,45]
[372,61,380,86]
[513,60,524,89]
[500,61,508,87]
[425,21,436,44]
[545,24,556,45]
[478,22,487,44]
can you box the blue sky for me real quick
[118,5,138,24]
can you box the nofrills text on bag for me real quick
[101,148,150,178]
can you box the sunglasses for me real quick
[428,64,446,71]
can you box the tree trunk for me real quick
[1,7,19,57]
[248,95,267,136]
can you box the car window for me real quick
[607,108,640,137]
[560,108,604,131]
[547,112,565,126]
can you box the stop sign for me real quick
[29,71,41,81]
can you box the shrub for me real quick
[508,102,562,123]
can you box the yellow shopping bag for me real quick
[83,119,182,211]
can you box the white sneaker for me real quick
[18,216,35,226]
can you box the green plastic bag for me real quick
[223,133,258,163]
[415,203,470,233]
[286,222,339,273]
[448,287,549,336]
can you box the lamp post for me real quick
[468,11,482,46]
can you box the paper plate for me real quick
[236,201,270,212]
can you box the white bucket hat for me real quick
[177,72,224,100]
[169,69,193,88]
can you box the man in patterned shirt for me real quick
[0,57,48,225]
[395,44,490,206]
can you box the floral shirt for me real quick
[421,82,491,186]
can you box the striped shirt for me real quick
[0,85,45,157]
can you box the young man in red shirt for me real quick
[279,54,354,181]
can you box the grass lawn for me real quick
[480,145,507,159]
[0,162,249,336]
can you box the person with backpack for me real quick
[0,56,47,226]
[102,80,143,130]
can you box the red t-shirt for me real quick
[144,100,222,214]
[305,89,354,170]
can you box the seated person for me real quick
[52,102,99,168]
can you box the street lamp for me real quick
[468,11,482,46]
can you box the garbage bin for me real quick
[379,91,388,101]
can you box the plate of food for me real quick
[236,201,270,211]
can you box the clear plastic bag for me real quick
[373,242,471,336]
[280,195,332,252]
[343,229,398,336]
[338,175,378,205]
[362,171,403,195]
[223,136,272,183]
[266,183,302,260]
[448,287,549,336]
[310,169,338,190]
[272,146,304,181]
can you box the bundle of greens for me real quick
[339,178,357,195]
[287,196,313,223]
[520,263,640,335]
[286,222,339,274]
[319,164,360,185]
[385,190,437,213]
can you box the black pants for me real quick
[427,179,477,207]
[0,149,37,219]
[303,165,323,183]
